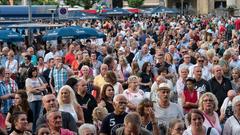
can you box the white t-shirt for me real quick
[183,126,219,135]
[223,116,240,135]
[154,102,184,127]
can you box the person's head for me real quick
[123,112,142,135]
[131,62,140,74]
[213,65,223,79]
[54,55,63,65]
[199,92,218,112]
[38,56,44,65]
[228,90,236,101]
[212,56,219,65]
[104,71,117,84]
[185,77,196,90]
[137,98,153,116]
[127,75,139,90]
[42,94,58,112]
[11,111,28,131]
[4,69,11,80]
[119,56,128,67]
[164,53,173,64]
[2,47,9,55]
[14,90,29,111]
[101,83,114,101]
[25,55,32,64]
[223,49,232,60]
[27,47,34,55]
[92,107,108,122]
[196,56,205,66]
[183,54,191,64]
[168,119,185,135]
[193,66,202,80]
[155,75,167,85]
[103,56,114,70]
[46,110,62,131]
[100,64,108,76]
[232,68,240,80]
[81,65,90,76]
[27,67,38,78]
[90,52,97,61]
[77,79,87,95]
[113,94,127,114]
[232,96,240,116]
[141,44,149,54]
[158,67,168,77]
[57,85,78,106]
[157,83,171,103]
[78,124,97,135]
[7,50,14,60]
[141,62,151,73]
[36,124,50,135]
[178,67,189,78]
[187,109,205,128]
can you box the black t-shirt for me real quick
[75,93,97,123]
[208,77,232,112]
[105,100,114,113]
[195,79,211,94]
[100,112,128,135]
[126,53,134,65]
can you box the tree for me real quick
[127,0,144,8]
[32,0,58,5]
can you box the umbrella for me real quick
[68,10,105,20]
[42,26,84,41]
[0,30,24,42]
[43,26,106,41]
[100,7,132,16]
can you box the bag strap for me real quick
[206,127,212,135]
[203,113,215,128]
[233,115,240,125]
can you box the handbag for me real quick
[37,77,48,95]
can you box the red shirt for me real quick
[65,53,75,65]
[235,19,240,30]
[183,89,198,113]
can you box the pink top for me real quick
[203,111,222,134]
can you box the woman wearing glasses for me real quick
[198,92,222,134]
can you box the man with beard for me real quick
[154,83,184,135]
[100,94,128,135]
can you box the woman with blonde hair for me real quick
[92,107,108,134]
[57,85,84,126]
[198,92,222,134]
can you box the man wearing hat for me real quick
[153,83,184,135]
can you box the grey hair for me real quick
[78,124,97,135]
[113,94,127,103]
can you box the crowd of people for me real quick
[0,14,240,135]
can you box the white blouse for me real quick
[223,116,240,135]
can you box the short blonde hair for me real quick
[198,92,218,111]
[92,107,108,121]
[127,75,139,83]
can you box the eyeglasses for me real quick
[117,101,127,105]
[174,127,185,131]
[198,60,204,62]
[203,99,214,102]
[213,60,219,63]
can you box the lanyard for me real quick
[203,112,215,128]
[234,115,240,125]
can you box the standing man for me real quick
[49,55,73,94]
[208,65,232,113]
[100,94,128,135]
[193,66,210,95]
[154,83,184,135]
[4,69,18,94]
[76,79,97,123]
[0,67,14,115]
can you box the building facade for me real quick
[123,0,240,15]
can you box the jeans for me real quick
[29,100,42,133]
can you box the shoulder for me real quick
[140,127,152,135]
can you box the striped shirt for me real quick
[0,81,12,114]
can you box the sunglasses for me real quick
[198,60,204,62]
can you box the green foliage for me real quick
[32,0,58,5]
[127,0,144,8]
[0,0,21,5]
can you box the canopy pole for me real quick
[28,0,32,47]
